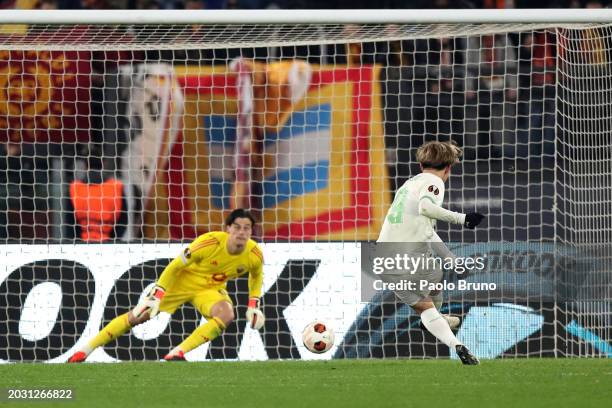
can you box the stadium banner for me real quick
[0,49,90,143]
[360,242,601,303]
[0,243,609,363]
[145,63,389,241]
[104,63,185,241]
[0,243,361,363]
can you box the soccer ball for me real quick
[302,320,335,353]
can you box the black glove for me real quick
[464,212,484,229]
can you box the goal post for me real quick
[0,9,610,362]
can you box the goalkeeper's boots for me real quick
[419,314,461,331]
[455,345,480,365]
[163,350,186,362]
[67,351,87,363]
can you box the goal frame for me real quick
[0,9,611,25]
[0,8,610,362]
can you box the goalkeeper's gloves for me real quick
[133,285,165,319]
[464,212,485,229]
[245,298,265,330]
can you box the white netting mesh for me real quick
[556,25,612,357]
[0,12,610,362]
[0,22,605,51]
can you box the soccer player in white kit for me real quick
[378,141,484,365]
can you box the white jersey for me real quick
[378,172,446,243]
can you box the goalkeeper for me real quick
[68,208,265,362]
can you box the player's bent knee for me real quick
[218,308,235,325]
[412,299,435,315]
[210,301,234,326]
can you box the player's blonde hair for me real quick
[416,141,462,170]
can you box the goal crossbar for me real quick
[0,9,610,51]
[0,9,611,25]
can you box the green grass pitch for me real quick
[1,359,610,408]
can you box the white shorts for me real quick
[381,266,443,306]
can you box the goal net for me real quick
[0,10,610,362]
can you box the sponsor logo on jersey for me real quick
[427,185,439,196]
[212,273,227,282]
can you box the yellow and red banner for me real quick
[148,64,389,241]
[0,50,90,143]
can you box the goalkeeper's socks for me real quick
[87,312,132,351]
[173,316,226,354]
[420,307,461,349]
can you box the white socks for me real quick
[168,346,184,356]
[420,307,461,349]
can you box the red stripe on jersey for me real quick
[191,239,217,249]
[252,248,264,263]
[190,239,218,253]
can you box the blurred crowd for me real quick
[2,0,610,11]
[0,0,610,242]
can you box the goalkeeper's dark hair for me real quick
[225,208,257,227]
[416,140,462,170]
